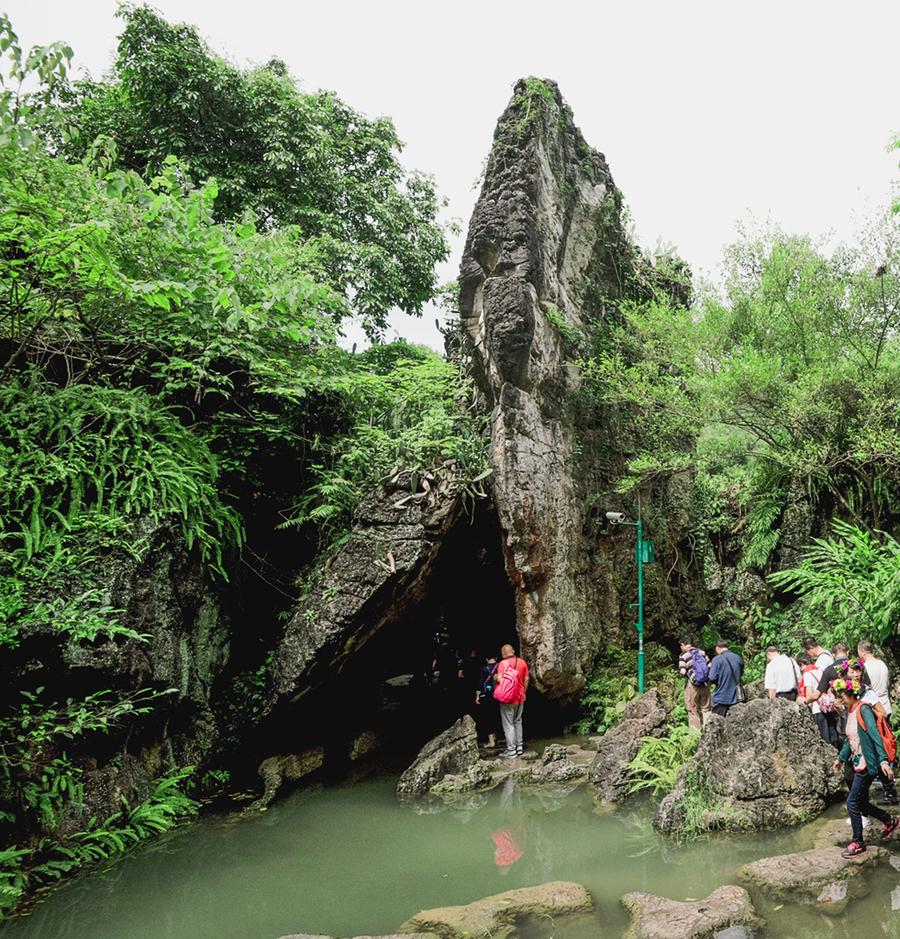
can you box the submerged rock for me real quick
[590,689,669,802]
[527,743,587,784]
[397,715,480,798]
[247,747,325,811]
[279,934,435,939]
[739,845,886,913]
[621,886,760,939]
[656,698,842,833]
[399,881,594,939]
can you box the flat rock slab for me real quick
[739,845,886,912]
[621,886,760,939]
[280,934,436,939]
[400,881,594,939]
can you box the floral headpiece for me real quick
[837,659,864,676]
[830,676,862,697]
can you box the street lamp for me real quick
[605,511,654,694]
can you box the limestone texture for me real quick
[457,79,704,698]
[271,469,463,707]
[397,715,480,798]
[399,881,594,939]
[6,519,229,837]
[621,887,760,939]
[248,747,325,810]
[739,845,886,908]
[656,697,843,833]
[590,689,669,802]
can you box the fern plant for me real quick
[1,769,198,913]
[626,725,701,796]
[770,519,900,645]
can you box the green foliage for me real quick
[584,218,900,569]
[0,379,242,581]
[770,520,900,647]
[544,306,584,356]
[43,5,448,337]
[0,768,197,913]
[626,725,701,796]
[0,9,464,913]
[574,644,675,735]
[0,687,170,832]
[280,342,489,549]
[0,13,72,149]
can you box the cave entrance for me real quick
[325,498,519,769]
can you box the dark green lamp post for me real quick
[606,511,654,693]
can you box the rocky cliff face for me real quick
[4,520,229,834]
[457,79,702,698]
[266,79,708,717]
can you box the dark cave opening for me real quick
[277,499,522,779]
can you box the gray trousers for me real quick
[500,702,524,751]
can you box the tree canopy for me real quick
[44,5,449,337]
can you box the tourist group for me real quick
[679,636,898,858]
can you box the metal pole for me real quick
[636,518,645,694]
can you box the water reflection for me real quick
[492,778,526,871]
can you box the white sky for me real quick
[7,1,899,350]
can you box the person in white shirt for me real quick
[858,640,892,716]
[764,646,801,701]
[802,636,836,673]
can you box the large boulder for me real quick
[590,689,669,802]
[621,886,760,939]
[397,716,480,798]
[656,698,842,834]
[271,470,463,708]
[399,881,594,939]
[739,845,887,914]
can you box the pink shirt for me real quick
[496,656,529,704]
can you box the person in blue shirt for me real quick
[708,638,744,717]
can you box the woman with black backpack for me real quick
[475,654,500,749]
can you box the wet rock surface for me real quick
[739,845,887,912]
[397,715,480,798]
[9,519,230,836]
[399,881,594,939]
[621,886,760,939]
[591,689,670,802]
[656,698,842,833]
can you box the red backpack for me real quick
[862,703,898,763]
[798,663,819,699]
[493,658,524,704]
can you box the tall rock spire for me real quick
[459,78,656,698]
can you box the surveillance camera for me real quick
[605,511,626,524]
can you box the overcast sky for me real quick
[7,1,899,350]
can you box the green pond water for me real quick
[3,766,900,939]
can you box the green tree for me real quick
[585,220,900,567]
[46,5,448,336]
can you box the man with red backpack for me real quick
[494,644,529,758]
[678,638,711,729]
